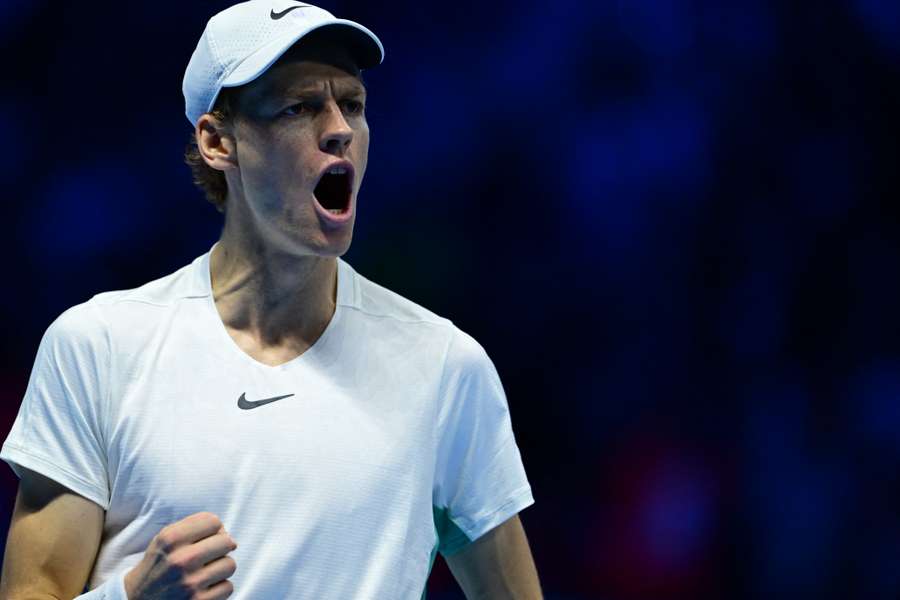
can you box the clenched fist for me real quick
[123,512,238,600]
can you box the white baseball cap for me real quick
[182,0,385,126]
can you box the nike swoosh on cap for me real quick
[270,5,308,20]
[238,392,295,409]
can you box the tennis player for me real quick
[0,2,541,598]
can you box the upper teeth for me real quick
[327,166,348,175]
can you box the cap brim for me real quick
[221,20,383,90]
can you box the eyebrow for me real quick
[280,81,367,98]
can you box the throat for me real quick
[209,243,340,360]
[223,327,316,368]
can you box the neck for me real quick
[210,211,337,349]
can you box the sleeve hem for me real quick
[446,486,535,555]
[0,443,110,510]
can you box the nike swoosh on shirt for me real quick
[238,392,295,409]
[270,6,308,19]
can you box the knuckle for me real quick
[181,573,203,593]
[170,549,197,572]
[185,582,205,599]
[155,531,177,554]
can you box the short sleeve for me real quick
[0,302,111,510]
[432,327,534,556]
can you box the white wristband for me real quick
[75,570,129,600]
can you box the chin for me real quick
[282,226,354,258]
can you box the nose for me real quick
[319,100,353,155]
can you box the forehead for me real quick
[246,59,366,101]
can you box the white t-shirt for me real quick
[1,243,534,599]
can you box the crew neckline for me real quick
[197,242,346,372]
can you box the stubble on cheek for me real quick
[245,137,315,221]
[353,126,370,197]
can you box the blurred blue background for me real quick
[2,0,900,598]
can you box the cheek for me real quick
[239,133,317,191]
[355,127,370,183]
[235,131,275,190]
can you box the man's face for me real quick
[224,55,369,257]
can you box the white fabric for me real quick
[1,243,534,599]
[183,0,385,126]
[74,571,128,600]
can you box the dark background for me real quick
[2,0,900,598]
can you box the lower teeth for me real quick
[327,209,343,214]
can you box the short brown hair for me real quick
[183,88,241,214]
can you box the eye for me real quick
[343,100,364,115]
[282,102,312,116]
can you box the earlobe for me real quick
[196,114,238,171]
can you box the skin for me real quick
[446,514,544,599]
[196,51,368,366]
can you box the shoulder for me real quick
[41,300,108,353]
[41,256,202,351]
[82,254,204,330]
[88,258,201,311]
[340,259,492,367]
[342,258,456,332]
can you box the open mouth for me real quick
[313,162,354,215]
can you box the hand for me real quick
[123,511,238,600]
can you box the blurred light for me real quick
[851,361,900,454]
[852,0,900,60]
[696,2,778,65]
[571,93,711,248]
[0,97,35,181]
[615,0,696,61]
[745,383,850,596]
[0,0,38,39]
[640,457,716,571]
[718,270,786,361]
[23,161,155,266]
[786,133,859,229]
[585,434,721,597]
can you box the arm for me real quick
[444,514,543,600]
[0,466,104,600]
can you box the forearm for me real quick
[446,515,543,600]
[471,532,542,599]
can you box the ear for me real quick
[196,113,238,171]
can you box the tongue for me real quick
[314,173,348,210]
